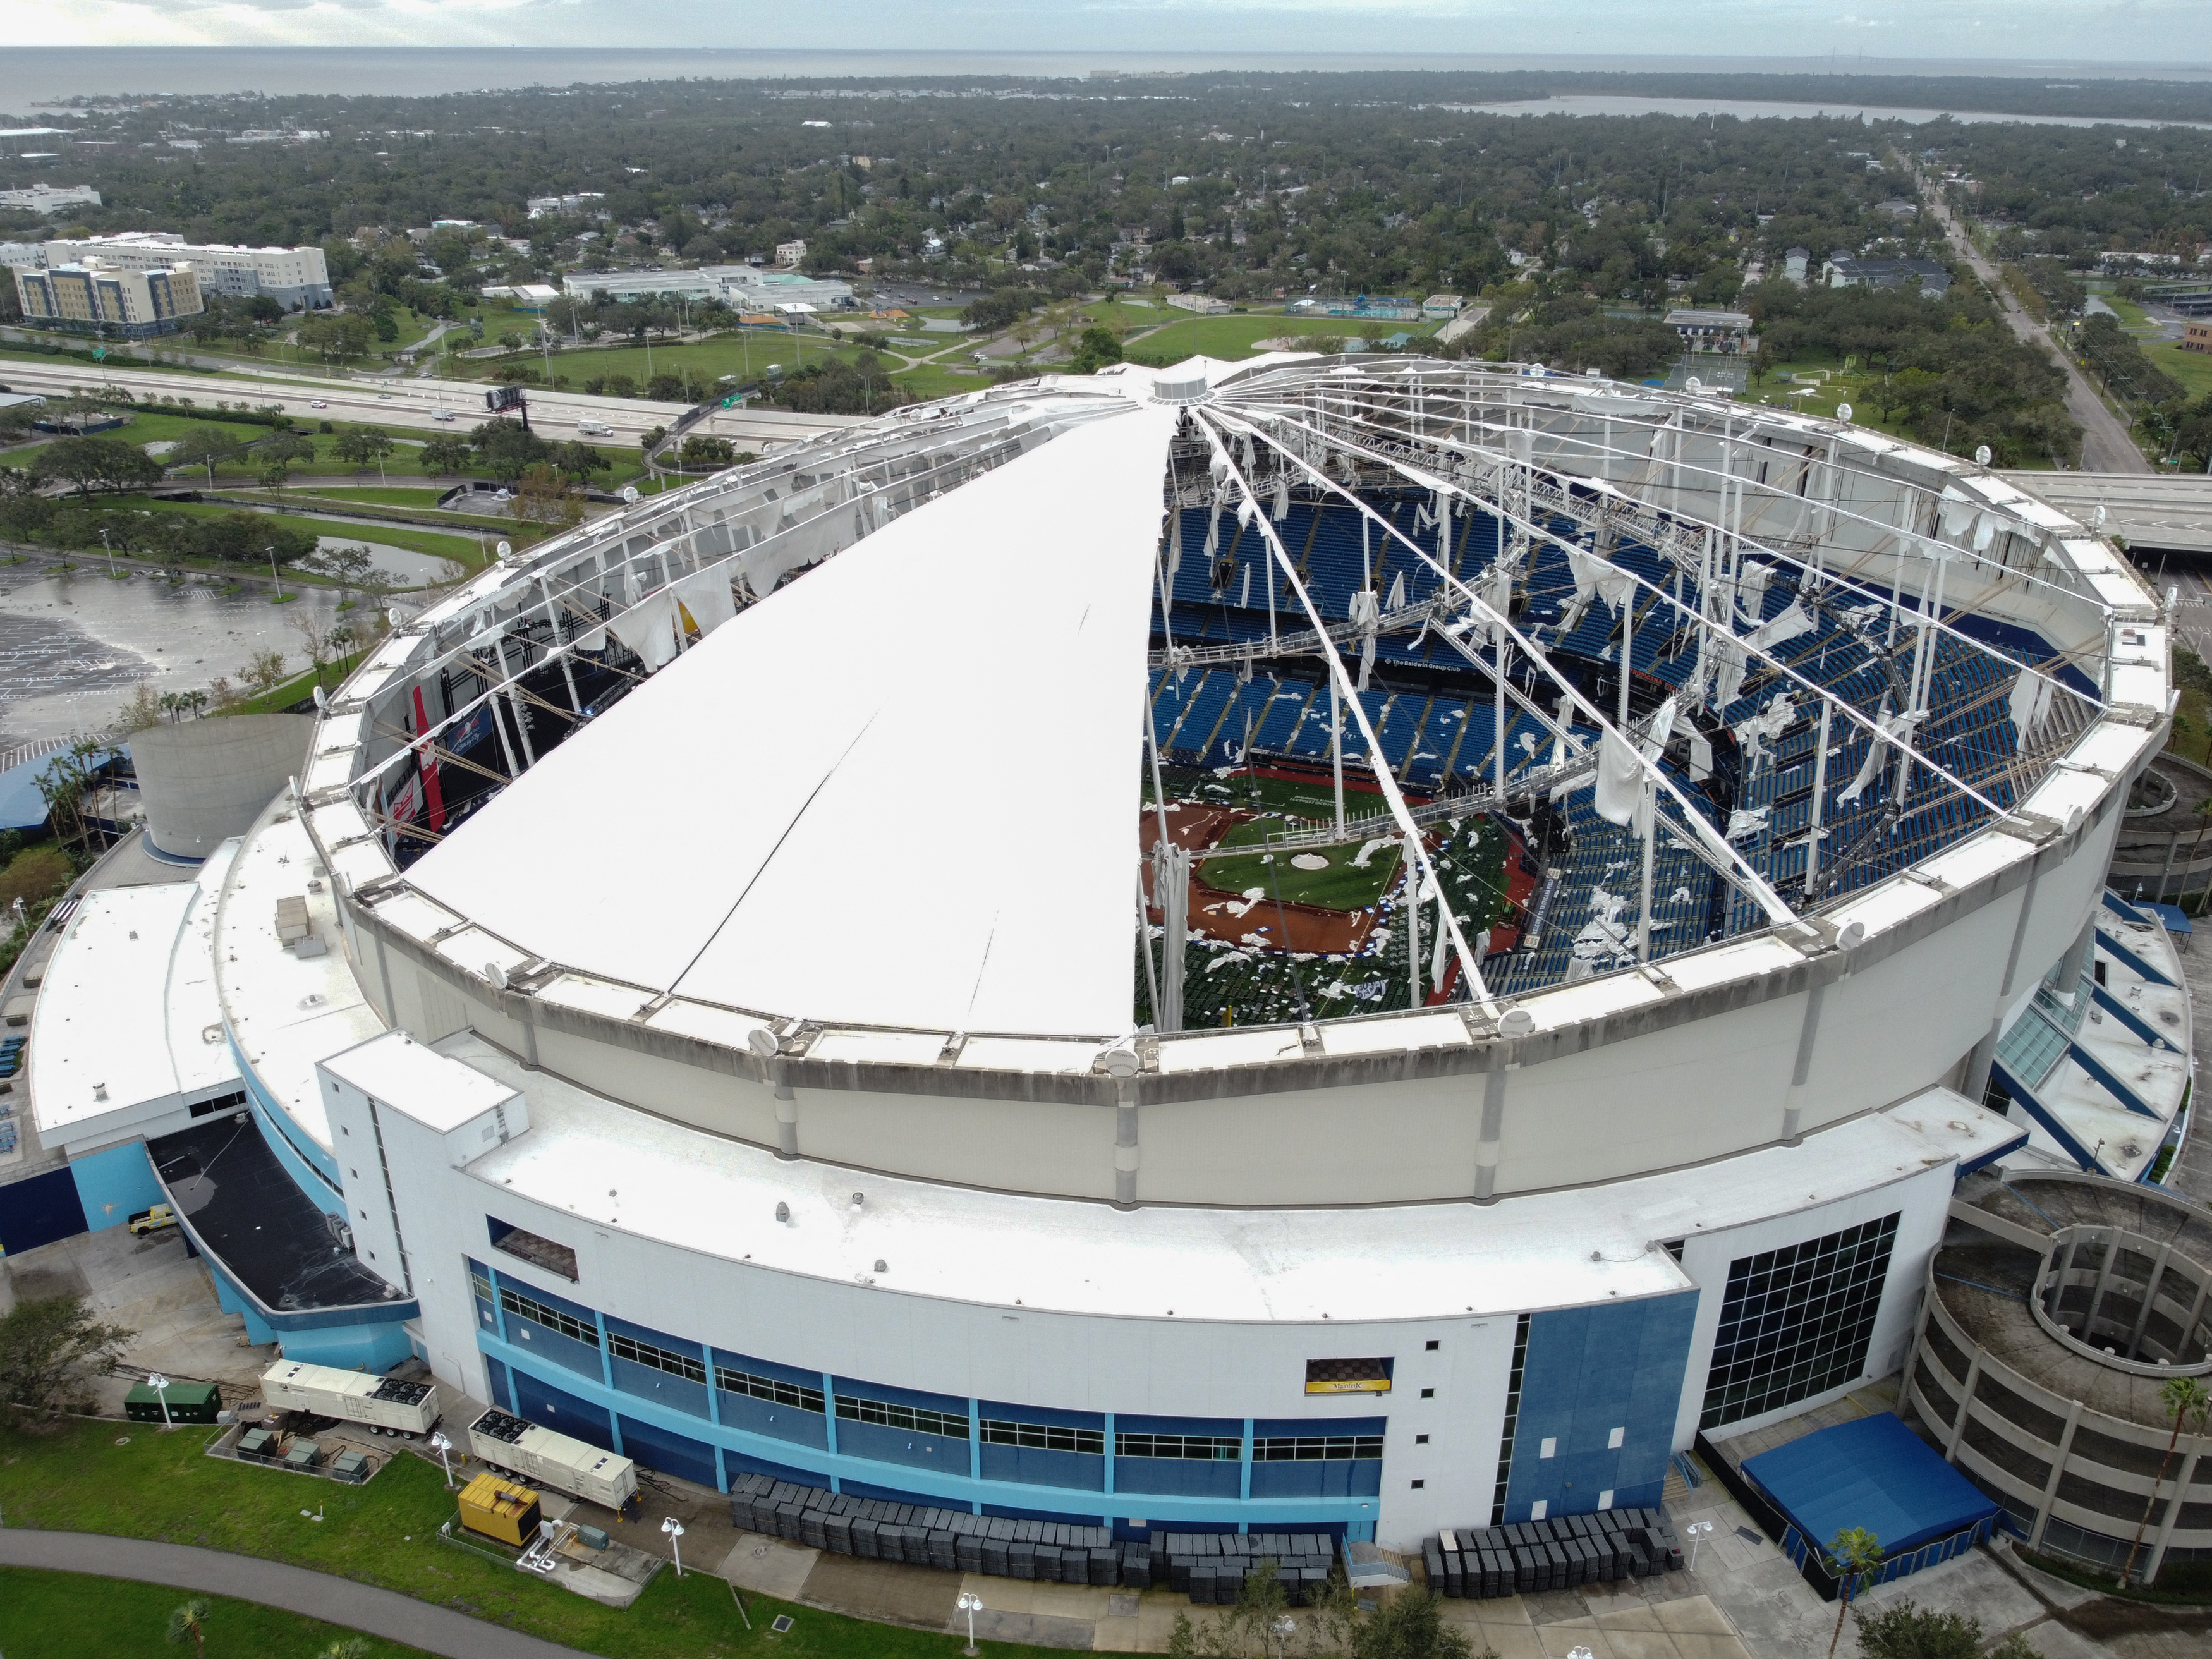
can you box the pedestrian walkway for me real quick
[0,1529,593,1659]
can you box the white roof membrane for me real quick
[411,404,1176,1035]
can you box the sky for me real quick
[6,0,2212,66]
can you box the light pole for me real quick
[956,1590,983,1656]
[1684,1519,1714,1572]
[430,1430,455,1489]
[99,528,115,576]
[660,1516,686,1577]
[267,546,283,602]
[1270,1616,1297,1659]
[147,1371,173,1428]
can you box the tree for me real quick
[164,1597,210,1658]
[467,416,550,481]
[0,1294,134,1425]
[28,435,163,500]
[551,441,611,482]
[297,312,377,365]
[1825,1528,1885,1659]
[419,435,472,475]
[243,648,289,698]
[331,427,396,472]
[511,463,585,527]
[1854,1600,1984,1659]
[679,434,734,469]
[2121,1375,2212,1585]
[258,428,317,467]
[35,737,123,854]
[1070,325,1124,375]
[169,426,243,483]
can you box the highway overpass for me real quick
[2001,469,2212,556]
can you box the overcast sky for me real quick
[9,0,2212,66]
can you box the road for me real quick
[0,357,865,452]
[0,1528,597,1659]
[1919,185,2149,474]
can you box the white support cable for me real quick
[1208,407,1796,924]
[1228,400,2019,830]
[1193,410,1498,1010]
[1225,374,2113,690]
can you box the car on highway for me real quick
[310,399,329,410]
[578,420,615,438]
[432,409,455,422]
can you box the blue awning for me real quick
[1741,1413,2002,1559]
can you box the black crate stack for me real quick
[726,1474,1150,1587]
[1423,1509,1686,1600]
[1157,1532,1337,1605]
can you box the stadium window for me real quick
[980,1419,1105,1455]
[468,1263,494,1306]
[1699,1212,1900,1431]
[1114,1432,1243,1462]
[608,1332,705,1385]
[1425,1340,1440,1351]
[1411,1479,1425,1489]
[716,1367,825,1414]
[1415,1434,1430,1445]
[497,1286,595,1347]
[1420,1388,1435,1399]
[188,1089,248,1119]
[1251,1435,1384,1461]
[835,1395,969,1439]
[487,1216,579,1280]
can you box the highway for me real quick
[1920,181,2150,475]
[0,356,866,451]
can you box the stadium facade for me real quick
[16,356,2200,1566]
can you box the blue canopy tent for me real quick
[1741,1413,2005,1600]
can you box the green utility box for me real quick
[124,1380,222,1424]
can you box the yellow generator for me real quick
[457,1471,542,1548]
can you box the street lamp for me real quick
[429,1430,455,1489]
[146,1371,173,1428]
[956,1590,984,1656]
[267,545,283,602]
[660,1516,686,1577]
[1684,1519,1715,1572]
[1270,1616,1297,1659]
[99,528,115,576]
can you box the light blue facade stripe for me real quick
[1103,1411,1116,1496]
[594,1309,623,1457]
[823,1372,842,1493]
[968,1397,983,1507]
[1240,1418,1255,1514]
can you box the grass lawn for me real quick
[105,496,485,569]
[447,329,863,394]
[2146,337,2212,401]
[892,360,1001,400]
[0,1565,430,1659]
[1124,313,1438,363]
[0,1419,1062,1659]
[1196,816,1402,909]
[223,648,370,714]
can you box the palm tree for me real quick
[164,1597,210,1656]
[2120,1375,2212,1586]
[1825,1527,1883,1659]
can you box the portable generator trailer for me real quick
[259,1361,441,1437]
[467,1407,638,1514]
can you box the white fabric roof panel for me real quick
[410,404,1176,1035]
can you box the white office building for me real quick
[39,232,331,310]
[0,183,101,214]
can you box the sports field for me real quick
[1196,817,1404,910]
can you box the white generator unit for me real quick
[467,1407,638,1511]
[260,1361,441,1437]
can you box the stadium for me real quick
[15,353,2201,1576]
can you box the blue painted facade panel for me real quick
[71,1141,165,1232]
[611,1354,709,1419]
[504,1316,604,1380]
[233,1053,344,1203]
[1112,1457,1243,1498]
[1504,1291,1696,1523]
[979,1444,1106,1491]
[511,1368,616,1452]
[0,1165,86,1255]
[485,1356,514,1413]
[728,1449,833,1485]
[834,1416,969,1474]
[717,1388,830,1449]
[617,1413,718,1489]
[1248,1459,1383,1500]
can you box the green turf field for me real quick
[1196,816,1404,910]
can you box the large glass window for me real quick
[717,1367,825,1414]
[1699,1212,1900,1430]
[981,1420,1104,1455]
[608,1331,705,1384]
[1114,1432,1242,1461]
[498,1286,595,1347]
[835,1395,969,1439]
[1251,1435,1383,1461]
